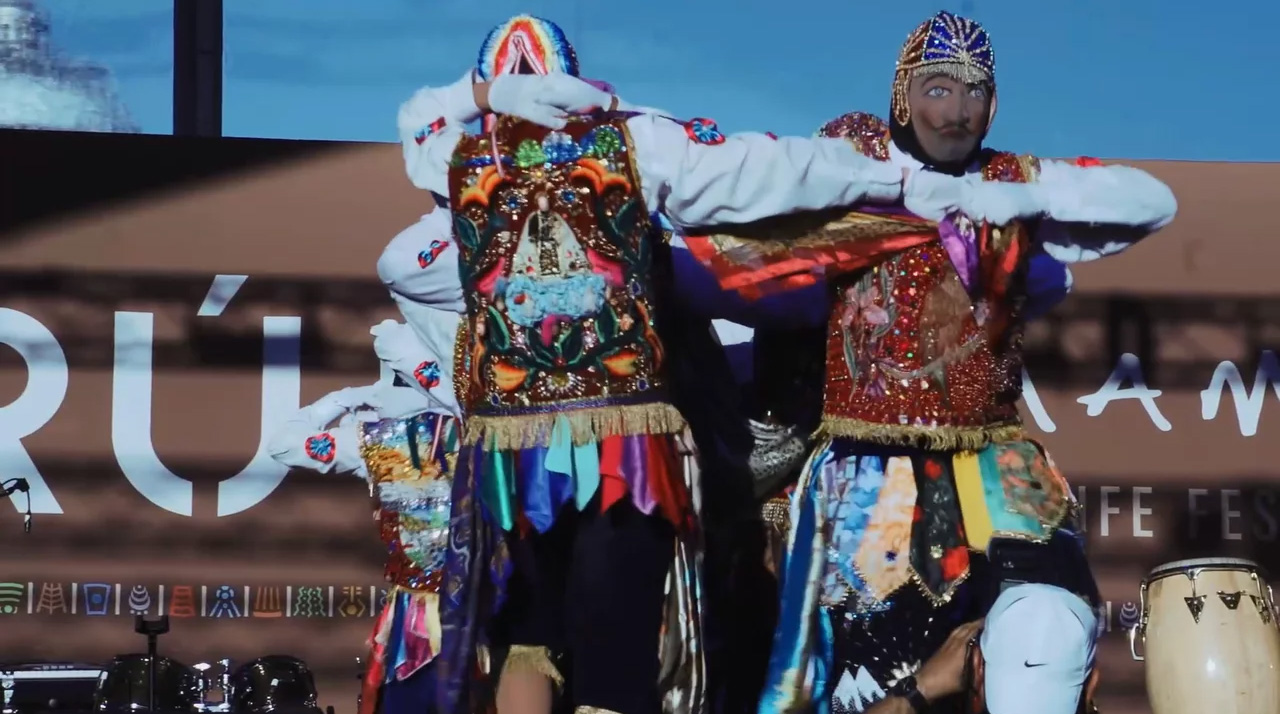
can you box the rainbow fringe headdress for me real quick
[891,10,995,126]
[475,14,579,80]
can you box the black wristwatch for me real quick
[887,675,930,714]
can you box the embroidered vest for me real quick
[447,113,682,449]
[818,113,1039,450]
[358,412,458,592]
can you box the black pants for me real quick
[491,497,675,714]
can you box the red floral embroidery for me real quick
[304,433,336,464]
[1075,156,1103,167]
[941,546,970,581]
[684,117,726,145]
[913,505,924,523]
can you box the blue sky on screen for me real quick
[42,0,1276,161]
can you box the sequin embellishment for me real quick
[358,414,457,592]
[683,118,725,145]
[448,113,683,446]
[304,433,336,463]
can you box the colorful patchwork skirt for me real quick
[434,421,707,714]
[760,434,1080,714]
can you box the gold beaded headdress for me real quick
[891,11,996,126]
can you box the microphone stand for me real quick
[0,479,32,533]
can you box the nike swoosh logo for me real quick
[1024,661,1047,668]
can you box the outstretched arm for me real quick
[267,387,375,479]
[624,113,906,229]
[1029,158,1177,263]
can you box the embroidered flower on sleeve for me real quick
[683,118,726,145]
[414,360,442,390]
[305,433,336,463]
[417,239,450,268]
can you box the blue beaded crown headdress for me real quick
[476,15,579,81]
[891,10,995,126]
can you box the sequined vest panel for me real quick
[358,412,458,592]
[819,113,1039,449]
[447,113,670,417]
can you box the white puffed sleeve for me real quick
[396,71,474,196]
[623,113,905,229]
[377,210,465,313]
[1031,158,1178,264]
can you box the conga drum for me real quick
[1129,557,1280,714]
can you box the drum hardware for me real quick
[193,664,211,712]
[136,615,171,714]
[192,662,232,714]
[353,657,361,713]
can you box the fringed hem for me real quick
[816,417,1023,452]
[464,402,686,449]
[502,644,564,689]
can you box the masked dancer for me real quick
[269,311,460,714]
[667,11,1174,714]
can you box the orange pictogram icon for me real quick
[168,586,196,617]
[252,586,283,618]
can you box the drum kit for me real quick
[0,615,330,714]
[90,655,324,714]
[1128,557,1280,714]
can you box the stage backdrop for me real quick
[2,128,1278,714]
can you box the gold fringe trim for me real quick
[816,417,1023,452]
[463,402,686,450]
[502,644,564,689]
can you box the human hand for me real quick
[962,180,1043,226]
[486,73,613,129]
[902,169,973,221]
[916,619,983,702]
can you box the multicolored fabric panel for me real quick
[359,413,459,593]
[359,586,441,714]
[763,436,1073,714]
[812,437,1070,607]
[472,421,692,534]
